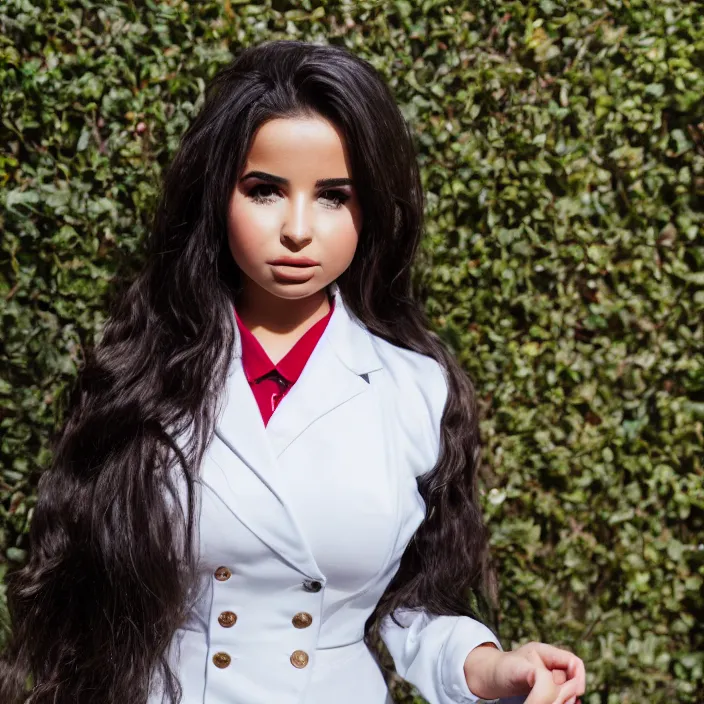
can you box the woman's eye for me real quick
[319,190,349,208]
[249,184,280,203]
[247,185,349,208]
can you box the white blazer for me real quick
[148,283,502,704]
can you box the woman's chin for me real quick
[265,278,327,300]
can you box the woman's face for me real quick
[227,115,363,301]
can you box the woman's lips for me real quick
[269,261,318,282]
[268,257,319,267]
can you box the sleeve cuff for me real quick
[440,617,503,703]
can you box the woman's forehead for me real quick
[244,117,353,181]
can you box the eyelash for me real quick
[248,184,350,209]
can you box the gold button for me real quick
[212,651,231,668]
[214,566,231,581]
[218,610,237,628]
[292,612,313,629]
[290,649,309,668]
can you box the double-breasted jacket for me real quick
[148,283,502,704]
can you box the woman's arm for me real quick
[379,607,503,704]
[381,614,586,704]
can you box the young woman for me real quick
[0,40,585,704]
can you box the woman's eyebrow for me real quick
[240,170,353,189]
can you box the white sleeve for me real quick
[380,608,503,704]
[379,358,503,703]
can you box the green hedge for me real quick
[1,1,702,702]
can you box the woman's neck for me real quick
[235,280,332,363]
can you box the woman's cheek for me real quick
[228,205,275,263]
[234,202,279,239]
[320,214,359,271]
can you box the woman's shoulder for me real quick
[370,332,445,382]
[363,332,449,471]
[366,332,449,421]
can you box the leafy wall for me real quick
[1,1,702,702]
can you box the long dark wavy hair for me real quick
[0,39,497,703]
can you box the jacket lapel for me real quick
[208,363,325,578]
[264,284,383,457]
[205,284,383,579]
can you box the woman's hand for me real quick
[463,641,586,704]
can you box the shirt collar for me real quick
[234,297,335,385]
[234,310,277,383]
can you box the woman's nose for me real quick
[280,193,313,249]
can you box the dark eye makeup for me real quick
[319,189,350,207]
[248,184,279,202]
[246,183,350,208]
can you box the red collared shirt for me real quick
[234,300,335,426]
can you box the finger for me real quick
[559,652,586,695]
[550,680,582,704]
[552,669,568,685]
[532,643,586,693]
[568,655,586,694]
[525,661,561,704]
[530,643,578,671]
